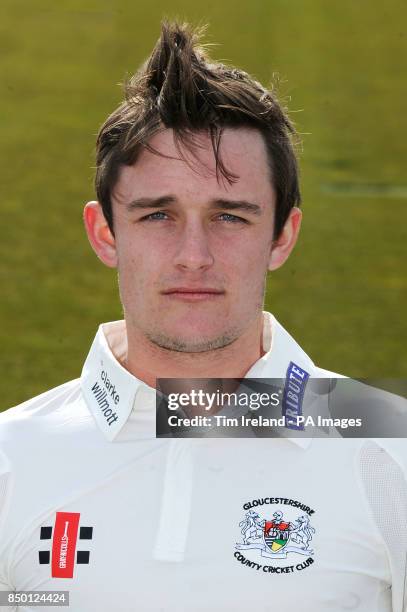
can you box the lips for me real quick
[161,287,225,301]
[162,287,224,294]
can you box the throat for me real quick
[121,316,266,389]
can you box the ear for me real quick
[83,201,118,268]
[268,207,302,271]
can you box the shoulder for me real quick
[0,378,81,423]
[311,364,347,379]
[0,379,99,539]
[0,378,89,459]
[0,378,83,434]
[309,366,407,472]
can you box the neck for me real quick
[122,313,266,389]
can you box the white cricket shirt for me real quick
[0,312,406,611]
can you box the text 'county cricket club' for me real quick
[235,497,316,574]
[38,512,93,578]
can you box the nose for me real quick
[173,219,214,271]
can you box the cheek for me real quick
[116,242,158,296]
[223,240,271,282]
[117,231,169,268]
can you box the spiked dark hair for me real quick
[95,20,302,239]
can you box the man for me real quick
[0,21,406,612]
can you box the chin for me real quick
[146,328,238,353]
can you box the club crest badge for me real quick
[235,497,316,574]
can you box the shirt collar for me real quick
[81,320,146,442]
[81,312,315,448]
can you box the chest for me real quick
[10,441,392,612]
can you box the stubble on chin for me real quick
[144,329,241,353]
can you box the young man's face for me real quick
[88,127,300,352]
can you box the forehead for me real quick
[113,127,274,206]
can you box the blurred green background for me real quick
[1,0,406,409]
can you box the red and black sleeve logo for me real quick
[39,512,93,578]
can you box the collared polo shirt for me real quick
[0,312,406,611]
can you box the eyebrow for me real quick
[125,196,263,216]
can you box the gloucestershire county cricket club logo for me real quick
[234,498,316,574]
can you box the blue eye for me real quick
[142,211,169,221]
[218,213,247,223]
[140,211,248,223]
